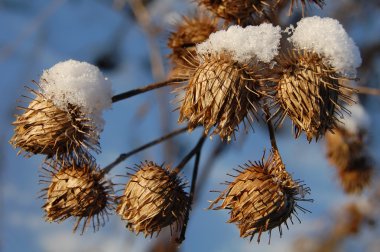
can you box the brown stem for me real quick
[264,107,279,151]
[355,86,380,96]
[176,138,204,244]
[111,78,184,103]
[102,126,188,174]
[174,135,207,172]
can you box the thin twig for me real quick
[176,137,204,244]
[174,135,207,172]
[355,86,380,96]
[111,78,184,103]
[102,126,188,174]
[264,107,279,151]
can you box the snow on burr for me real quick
[196,23,281,64]
[40,59,112,130]
[289,16,362,77]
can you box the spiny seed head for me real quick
[117,161,189,237]
[276,0,325,16]
[198,0,272,25]
[326,129,373,194]
[167,13,218,78]
[10,87,99,158]
[273,49,352,142]
[41,159,114,234]
[168,13,217,50]
[209,150,310,243]
[177,53,261,141]
[337,159,373,194]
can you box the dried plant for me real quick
[177,53,262,140]
[10,87,99,158]
[197,0,273,25]
[9,0,380,250]
[167,12,218,78]
[272,49,352,141]
[117,161,189,237]
[209,150,310,242]
[326,128,373,193]
[40,158,114,234]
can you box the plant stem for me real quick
[111,78,185,103]
[176,138,204,244]
[355,86,380,96]
[102,126,188,174]
[264,107,279,151]
[174,135,206,172]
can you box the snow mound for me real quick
[196,23,281,64]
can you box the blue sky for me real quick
[1,1,380,252]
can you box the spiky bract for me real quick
[177,53,261,141]
[198,0,273,25]
[209,150,310,242]
[117,161,189,237]
[273,49,352,142]
[168,13,218,78]
[41,159,114,234]
[10,88,99,158]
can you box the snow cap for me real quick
[40,59,112,130]
[196,23,281,64]
[289,16,361,77]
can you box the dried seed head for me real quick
[168,13,218,78]
[337,160,373,194]
[209,150,310,242]
[41,159,114,234]
[177,53,261,141]
[326,128,373,194]
[276,0,325,16]
[117,161,189,237]
[274,49,352,142]
[10,87,99,158]
[198,0,272,25]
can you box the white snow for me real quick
[289,16,362,77]
[196,23,281,64]
[40,59,112,130]
[339,95,370,133]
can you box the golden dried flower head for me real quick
[273,49,351,142]
[10,88,99,158]
[41,159,114,234]
[167,13,218,78]
[276,0,325,16]
[198,0,272,25]
[177,53,261,141]
[209,150,310,242]
[326,128,373,194]
[117,161,189,237]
